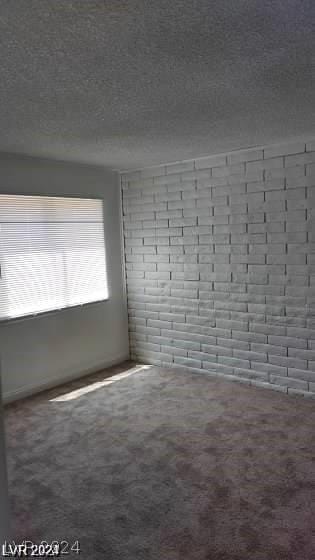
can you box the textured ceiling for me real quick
[0,0,314,170]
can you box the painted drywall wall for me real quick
[0,154,129,401]
[122,139,315,398]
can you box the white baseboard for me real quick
[3,353,131,404]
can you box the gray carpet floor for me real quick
[4,362,315,560]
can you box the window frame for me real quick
[0,192,109,324]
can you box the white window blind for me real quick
[0,195,108,320]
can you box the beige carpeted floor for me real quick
[4,362,315,559]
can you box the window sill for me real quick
[0,298,110,326]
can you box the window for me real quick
[0,195,108,320]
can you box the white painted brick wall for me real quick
[122,139,315,398]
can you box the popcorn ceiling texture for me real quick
[0,0,314,169]
[121,139,315,398]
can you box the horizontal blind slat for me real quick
[0,194,103,222]
[0,195,108,320]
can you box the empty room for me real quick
[0,1,314,559]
